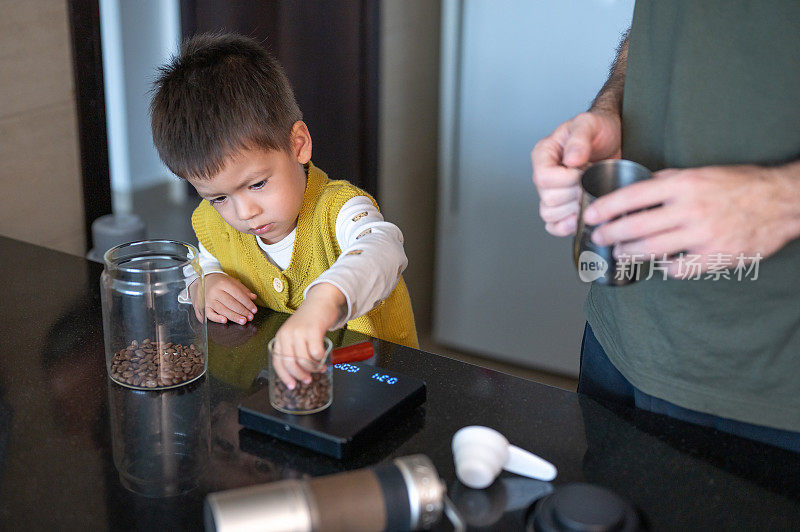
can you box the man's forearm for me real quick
[590,30,629,117]
[768,159,800,244]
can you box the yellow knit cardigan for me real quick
[191,163,418,348]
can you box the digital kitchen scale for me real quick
[238,362,426,459]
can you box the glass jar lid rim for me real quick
[103,239,199,273]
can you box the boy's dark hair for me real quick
[150,32,302,180]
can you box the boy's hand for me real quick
[271,283,346,389]
[189,273,258,325]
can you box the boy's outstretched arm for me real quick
[270,282,347,388]
[273,195,408,387]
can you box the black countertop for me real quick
[0,236,798,530]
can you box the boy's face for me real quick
[189,122,312,245]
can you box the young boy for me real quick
[150,33,418,386]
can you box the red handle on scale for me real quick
[331,341,374,364]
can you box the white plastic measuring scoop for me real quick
[451,426,557,489]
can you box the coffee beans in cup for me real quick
[270,373,332,413]
[109,338,205,389]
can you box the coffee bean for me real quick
[271,372,331,412]
[109,339,205,390]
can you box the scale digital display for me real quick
[239,361,426,458]
[334,363,399,384]
[333,363,361,373]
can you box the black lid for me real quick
[528,483,641,532]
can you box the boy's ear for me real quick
[291,121,312,164]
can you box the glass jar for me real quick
[101,240,207,390]
[268,337,333,414]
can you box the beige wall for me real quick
[379,0,440,335]
[0,0,85,255]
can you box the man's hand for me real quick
[584,163,800,276]
[531,111,622,236]
[271,283,347,389]
[190,273,258,324]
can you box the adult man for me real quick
[531,0,800,450]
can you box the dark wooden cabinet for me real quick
[68,0,112,249]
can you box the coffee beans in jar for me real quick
[109,338,205,389]
[270,373,332,414]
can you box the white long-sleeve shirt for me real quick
[184,196,407,330]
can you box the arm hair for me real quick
[590,29,630,117]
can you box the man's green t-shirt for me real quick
[586,0,800,431]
